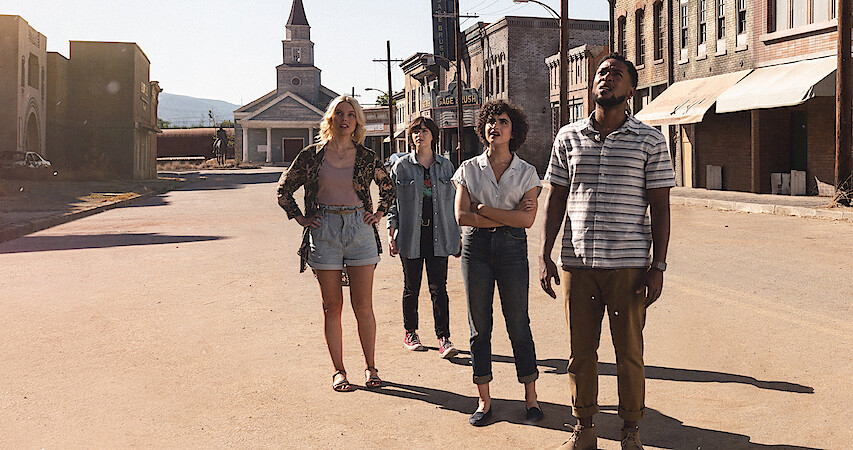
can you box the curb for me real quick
[670,196,853,222]
[0,180,191,245]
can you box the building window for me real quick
[717,0,726,40]
[291,77,301,86]
[680,4,689,49]
[500,64,505,94]
[292,48,301,63]
[737,0,747,33]
[618,16,627,55]
[772,0,833,31]
[654,3,664,60]
[635,9,646,65]
[698,0,707,44]
[28,54,39,89]
[21,57,25,87]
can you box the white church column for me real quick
[266,127,272,163]
[242,126,249,162]
[309,127,315,145]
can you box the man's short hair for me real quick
[475,99,529,152]
[600,52,639,88]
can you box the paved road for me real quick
[0,167,850,449]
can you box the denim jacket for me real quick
[386,153,461,258]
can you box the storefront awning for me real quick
[716,56,836,113]
[634,70,751,126]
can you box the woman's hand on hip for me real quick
[296,213,321,228]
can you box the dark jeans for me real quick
[402,225,450,339]
[462,227,538,385]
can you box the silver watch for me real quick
[651,261,667,272]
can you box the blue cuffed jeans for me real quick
[462,226,538,385]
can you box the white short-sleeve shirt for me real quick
[452,150,542,210]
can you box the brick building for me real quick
[632,0,841,194]
[399,16,607,173]
[546,44,610,137]
[0,15,47,158]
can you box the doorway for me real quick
[791,112,807,171]
[282,138,304,163]
[26,112,40,154]
[680,125,694,188]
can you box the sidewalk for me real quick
[1,174,851,246]
[0,173,196,244]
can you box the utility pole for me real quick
[454,0,464,166]
[837,0,853,204]
[373,41,403,161]
[560,0,569,127]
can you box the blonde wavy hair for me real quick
[318,95,366,145]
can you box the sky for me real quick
[4,0,608,108]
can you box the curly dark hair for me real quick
[475,99,529,152]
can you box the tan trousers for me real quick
[562,267,646,421]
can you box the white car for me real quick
[0,151,53,178]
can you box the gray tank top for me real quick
[317,159,362,206]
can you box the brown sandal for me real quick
[332,370,355,392]
[365,366,382,389]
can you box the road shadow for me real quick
[0,232,226,254]
[428,347,813,394]
[160,171,282,191]
[366,381,819,449]
[121,193,171,208]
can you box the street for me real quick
[0,167,850,449]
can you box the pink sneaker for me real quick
[403,330,424,351]
[438,337,458,359]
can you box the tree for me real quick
[219,120,235,128]
[375,93,395,106]
[157,118,172,129]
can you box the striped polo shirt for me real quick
[544,114,675,269]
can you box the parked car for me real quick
[384,152,409,168]
[0,151,53,179]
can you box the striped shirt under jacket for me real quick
[544,114,675,269]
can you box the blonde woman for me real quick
[277,95,395,392]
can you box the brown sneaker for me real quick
[556,424,596,450]
[621,426,643,450]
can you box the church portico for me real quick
[233,0,336,165]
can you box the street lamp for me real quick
[514,0,569,128]
[365,87,395,159]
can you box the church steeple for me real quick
[286,0,310,41]
[287,0,309,27]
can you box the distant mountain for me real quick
[157,93,241,127]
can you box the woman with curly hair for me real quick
[276,95,395,392]
[451,99,543,426]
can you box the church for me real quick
[234,0,337,164]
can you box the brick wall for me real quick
[695,110,751,190]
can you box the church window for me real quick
[291,77,301,86]
[293,48,302,63]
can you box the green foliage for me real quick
[157,118,173,129]
[375,93,396,106]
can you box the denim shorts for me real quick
[307,204,380,270]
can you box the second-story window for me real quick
[717,0,726,40]
[618,16,627,55]
[680,4,689,49]
[698,0,707,44]
[654,2,664,60]
[635,9,646,65]
[737,0,747,33]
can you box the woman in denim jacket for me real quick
[386,117,461,359]
[451,100,543,426]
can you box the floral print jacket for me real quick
[276,142,395,272]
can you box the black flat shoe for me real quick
[525,406,544,423]
[469,408,492,426]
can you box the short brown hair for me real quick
[475,100,529,152]
[407,116,440,152]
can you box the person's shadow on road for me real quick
[430,348,813,394]
[366,380,819,449]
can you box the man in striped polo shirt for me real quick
[539,53,675,450]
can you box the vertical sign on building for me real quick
[432,0,455,64]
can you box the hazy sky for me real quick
[5,0,607,107]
